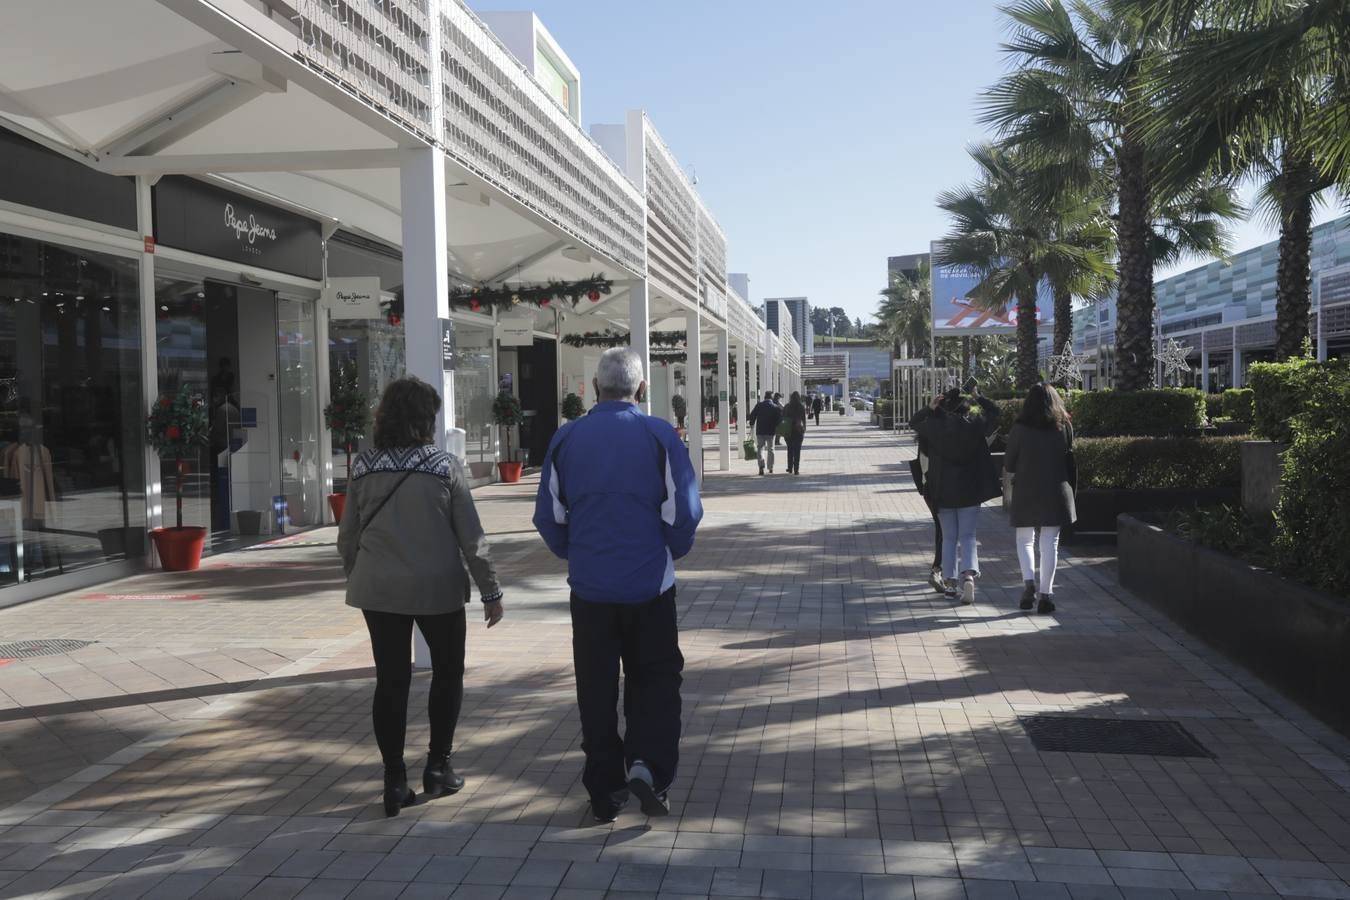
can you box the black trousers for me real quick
[813,412,821,426]
[925,495,943,569]
[570,588,683,806]
[785,435,804,473]
[362,609,466,768]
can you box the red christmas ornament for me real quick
[293,450,301,462]
[541,298,551,308]
[470,299,481,312]
[389,313,402,326]
[588,290,600,301]
[165,425,181,441]
[159,398,171,409]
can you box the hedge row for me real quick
[1249,357,1350,443]
[1074,435,1245,491]
[1070,388,1206,436]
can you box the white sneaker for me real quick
[959,573,976,605]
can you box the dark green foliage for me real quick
[323,360,369,451]
[560,393,585,420]
[1069,388,1206,436]
[1204,393,1224,422]
[1171,504,1276,563]
[1074,436,1244,490]
[1248,357,1349,443]
[1220,388,1255,426]
[146,385,209,460]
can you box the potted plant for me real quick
[145,385,210,571]
[671,394,687,430]
[561,392,586,421]
[323,360,369,524]
[493,390,525,482]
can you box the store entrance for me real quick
[516,338,558,467]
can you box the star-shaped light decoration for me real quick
[1046,342,1090,387]
[1157,338,1195,385]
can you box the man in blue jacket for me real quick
[533,347,703,823]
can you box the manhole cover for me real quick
[1020,716,1214,758]
[0,639,96,660]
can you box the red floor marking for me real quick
[0,659,13,667]
[79,593,206,601]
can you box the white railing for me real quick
[292,0,436,140]
[439,1,645,276]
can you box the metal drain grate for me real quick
[0,639,95,660]
[1020,716,1214,758]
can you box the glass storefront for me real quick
[453,321,496,469]
[0,232,146,587]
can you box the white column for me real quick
[738,340,750,447]
[686,309,703,484]
[136,177,163,550]
[716,329,730,471]
[400,148,453,441]
[630,280,651,414]
[1232,346,1244,389]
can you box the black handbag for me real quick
[1064,432,1079,492]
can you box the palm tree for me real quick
[983,0,1240,389]
[1127,0,1342,359]
[876,259,932,361]
[935,143,1115,389]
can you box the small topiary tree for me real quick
[323,360,370,491]
[493,391,525,462]
[671,394,687,429]
[145,385,210,529]
[561,392,585,421]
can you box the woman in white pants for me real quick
[1004,384,1076,615]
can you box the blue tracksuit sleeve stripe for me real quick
[533,437,569,559]
[662,429,703,560]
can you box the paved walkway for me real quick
[1,416,1348,900]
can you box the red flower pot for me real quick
[328,493,347,523]
[497,462,523,483]
[150,526,207,572]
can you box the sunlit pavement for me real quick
[1,416,1348,899]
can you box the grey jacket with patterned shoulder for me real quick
[337,445,502,616]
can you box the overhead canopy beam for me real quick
[99,78,264,159]
[98,148,410,176]
[481,239,567,285]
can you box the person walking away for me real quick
[811,394,824,426]
[337,378,504,818]
[1005,383,1077,615]
[747,390,782,475]
[907,424,946,594]
[783,391,808,475]
[909,387,1001,604]
[534,348,703,824]
[772,393,785,446]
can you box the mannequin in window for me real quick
[5,401,57,573]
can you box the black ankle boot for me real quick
[422,752,465,798]
[1037,594,1056,615]
[1019,580,1037,610]
[383,762,416,817]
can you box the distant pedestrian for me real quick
[811,394,824,426]
[534,348,703,824]
[908,386,1001,604]
[337,378,504,818]
[1005,383,1077,615]
[747,390,782,475]
[783,391,808,475]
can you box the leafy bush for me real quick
[1171,504,1276,563]
[1273,365,1350,595]
[560,392,585,420]
[1249,357,1350,442]
[1203,393,1224,423]
[1074,435,1244,491]
[1069,388,1206,436]
[874,399,894,417]
[1220,388,1254,426]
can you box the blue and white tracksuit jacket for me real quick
[533,401,703,604]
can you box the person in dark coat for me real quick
[783,391,808,475]
[1004,383,1077,615]
[908,428,946,594]
[747,391,782,475]
[909,387,1001,604]
[811,394,824,426]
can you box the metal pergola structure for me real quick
[893,362,960,428]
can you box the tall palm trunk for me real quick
[961,336,972,377]
[1052,282,1073,364]
[1016,292,1041,389]
[1275,150,1315,361]
[1114,132,1155,390]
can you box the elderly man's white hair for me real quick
[595,347,646,400]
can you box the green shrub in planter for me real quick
[1249,357,1350,443]
[1069,388,1206,436]
[1273,365,1350,594]
[874,399,893,417]
[1074,435,1244,490]
[1220,388,1254,427]
[1203,393,1224,423]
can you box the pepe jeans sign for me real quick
[153,177,322,279]
[323,277,383,320]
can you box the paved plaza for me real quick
[1,417,1349,900]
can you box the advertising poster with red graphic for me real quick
[930,241,1054,337]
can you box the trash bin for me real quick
[237,510,263,536]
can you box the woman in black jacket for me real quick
[783,391,808,474]
[1004,383,1076,615]
[909,388,1001,604]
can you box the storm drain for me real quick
[0,639,95,660]
[1019,715,1214,758]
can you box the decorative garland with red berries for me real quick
[560,330,686,349]
[450,275,613,313]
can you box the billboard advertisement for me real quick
[930,241,1054,337]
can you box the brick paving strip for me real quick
[1,418,1349,899]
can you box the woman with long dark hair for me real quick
[338,378,504,816]
[783,391,808,475]
[1004,383,1076,615]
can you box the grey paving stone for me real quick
[864,874,918,900]
[243,876,312,899]
[560,861,618,890]
[551,890,605,900]
[963,881,1018,900]
[196,874,264,899]
[275,850,341,879]
[1261,876,1350,899]
[762,868,814,899]
[232,847,302,878]
[509,858,568,888]
[816,854,887,874]
[1096,853,1178,871]
[1250,860,1337,879]
[743,851,813,872]
[1015,884,1072,900]
[448,886,506,900]
[461,857,523,887]
[294,880,358,900]
[1109,869,1194,891]
[885,842,957,861]
[322,851,385,881]
[1032,865,1116,886]
[612,864,667,892]
[884,856,960,878]
[959,861,1036,882]
[138,872,217,899]
[662,864,714,893]
[1184,873,1274,893]
[911,876,967,900]
[669,849,742,869]
[710,867,763,897]
[1026,850,1103,868]
[812,870,864,900]
[1065,886,1124,900]
[415,855,475,885]
[745,836,813,854]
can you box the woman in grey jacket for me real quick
[1004,383,1076,615]
[338,378,504,817]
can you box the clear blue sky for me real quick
[472,0,1334,324]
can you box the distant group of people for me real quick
[747,390,814,475]
[909,382,1076,614]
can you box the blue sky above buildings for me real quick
[473,0,1343,322]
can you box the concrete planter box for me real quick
[1241,440,1287,517]
[1118,514,1350,735]
[1067,487,1240,540]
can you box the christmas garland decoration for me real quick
[450,275,613,313]
[560,330,686,349]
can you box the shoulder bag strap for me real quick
[356,467,419,546]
